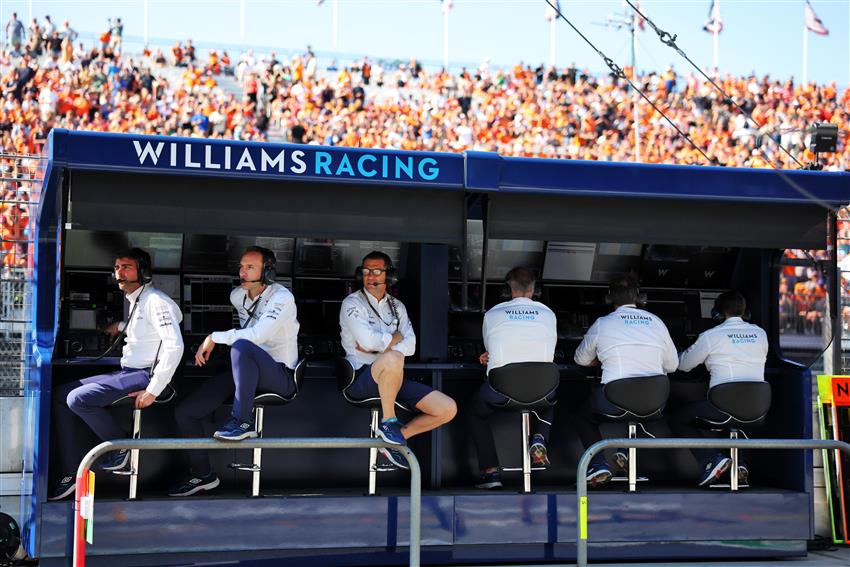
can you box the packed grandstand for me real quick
[1,13,849,326]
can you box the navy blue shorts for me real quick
[346,364,433,409]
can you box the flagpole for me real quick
[549,18,556,67]
[443,6,449,70]
[712,0,720,73]
[632,12,640,163]
[332,0,339,50]
[803,24,809,86]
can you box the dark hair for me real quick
[244,245,275,268]
[608,274,640,306]
[505,266,535,293]
[715,290,747,318]
[114,247,151,271]
[361,250,393,268]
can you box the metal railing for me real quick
[72,438,422,567]
[576,437,850,567]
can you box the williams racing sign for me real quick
[47,129,465,187]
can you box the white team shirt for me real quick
[574,304,678,384]
[483,297,557,374]
[340,288,416,370]
[120,285,184,397]
[210,283,299,369]
[678,317,768,389]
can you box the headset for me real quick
[355,251,398,287]
[605,275,647,307]
[243,245,277,285]
[112,248,153,285]
[711,290,751,322]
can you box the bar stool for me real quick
[694,381,771,491]
[231,358,307,496]
[487,362,560,493]
[335,358,412,495]
[109,384,177,500]
[594,375,669,492]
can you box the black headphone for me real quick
[113,247,153,285]
[605,275,647,307]
[355,251,398,287]
[245,245,277,285]
[711,291,751,321]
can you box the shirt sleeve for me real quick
[661,327,679,374]
[145,295,184,397]
[678,331,711,373]
[574,319,600,366]
[340,297,393,353]
[390,300,416,357]
[211,288,295,348]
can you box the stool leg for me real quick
[368,409,379,496]
[252,406,264,497]
[729,430,739,492]
[521,411,532,494]
[628,423,637,493]
[128,409,141,500]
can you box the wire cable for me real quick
[621,0,840,213]
[543,0,717,166]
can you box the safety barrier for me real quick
[72,437,422,567]
[576,437,850,567]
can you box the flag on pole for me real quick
[702,0,723,34]
[805,1,829,36]
[441,0,453,13]
[545,0,560,22]
[635,0,645,31]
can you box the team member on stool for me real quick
[670,291,768,486]
[340,250,456,469]
[50,248,184,500]
[574,275,678,486]
[170,246,299,497]
[471,267,557,489]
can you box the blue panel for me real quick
[48,129,465,188]
[498,155,849,205]
[463,151,501,191]
[453,494,553,544]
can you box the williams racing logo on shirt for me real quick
[727,332,758,345]
[505,308,539,321]
[620,313,652,326]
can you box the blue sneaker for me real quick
[380,446,410,469]
[586,463,612,487]
[48,473,76,501]
[168,471,221,497]
[699,453,732,487]
[100,449,130,471]
[376,419,406,446]
[213,416,258,441]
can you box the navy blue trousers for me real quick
[52,367,151,474]
[174,339,294,474]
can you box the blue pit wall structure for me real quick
[22,129,850,565]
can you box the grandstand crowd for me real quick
[1,13,849,332]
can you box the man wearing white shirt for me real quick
[470,267,557,489]
[170,246,299,496]
[50,248,184,500]
[574,275,677,486]
[339,251,456,469]
[671,291,768,486]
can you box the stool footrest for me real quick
[110,468,136,476]
[710,482,749,489]
[501,466,547,472]
[611,476,649,483]
[371,465,398,473]
[229,463,261,472]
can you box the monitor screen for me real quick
[295,239,405,277]
[183,234,230,273]
[64,230,128,268]
[543,242,642,282]
[485,239,545,280]
[127,232,183,269]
